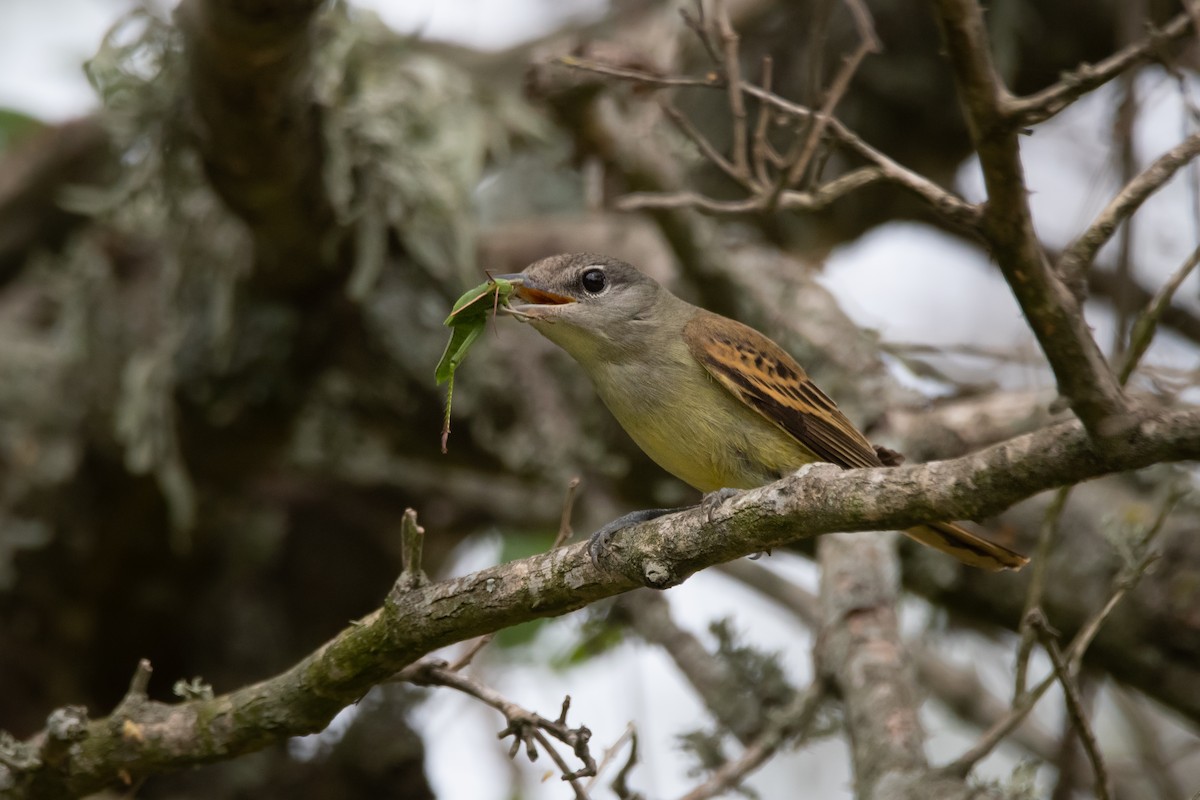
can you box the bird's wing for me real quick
[683,312,883,469]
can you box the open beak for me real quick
[492,273,575,318]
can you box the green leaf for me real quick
[436,278,517,452]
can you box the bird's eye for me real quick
[580,268,607,294]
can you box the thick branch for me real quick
[176,0,339,287]
[816,535,1000,800]
[7,404,1200,797]
[931,0,1132,436]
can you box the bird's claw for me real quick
[700,487,741,522]
[587,507,677,569]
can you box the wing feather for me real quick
[683,312,883,469]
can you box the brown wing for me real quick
[684,312,883,469]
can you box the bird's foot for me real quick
[700,487,741,522]
[588,507,677,569]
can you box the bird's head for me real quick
[497,253,669,362]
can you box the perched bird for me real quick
[500,253,1028,571]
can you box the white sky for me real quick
[2,2,1196,798]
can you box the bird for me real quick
[498,252,1028,572]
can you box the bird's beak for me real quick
[493,273,575,319]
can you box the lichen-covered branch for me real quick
[176,0,338,286]
[5,401,1200,797]
[816,534,1004,800]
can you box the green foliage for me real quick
[555,612,627,667]
[709,618,796,710]
[677,728,758,800]
[0,108,43,153]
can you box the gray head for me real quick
[500,253,675,362]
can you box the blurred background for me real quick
[1,1,1199,798]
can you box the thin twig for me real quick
[617,166,886,214]
[1112,686,1187,800]
[554,477,582,549]
[1030,612,1113,800]
[552,55,983,229]
[397,508,426,590]
[660,99,746,187]
[751,56,774,186]
[1118,243,1200,384]
[713,0,752,183]
[399,660,596,785]
[1058,131,1200,286]
[447,634,494,672]
[768,0,880,209]
[940,536,1159,777]
[679,0,721,66]
[1013,487,1071,698]
[1008,6,1199,127]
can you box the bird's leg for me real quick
[700,487,741,521]
[588,489,745,569]
[587,507,678,568]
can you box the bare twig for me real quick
[399,660,596,787]
[713,0,752,183]
[1057,132,1200,286]
[768,0,880,209]
[751,56,774,186]
[1118,244,1200,384]
[1008,6,1199,127]
[617,166,886,213]
[554,477,583,549]
[447,634,494,672]
[660,100,746,187]
[1113,687,1187,800]
[1013,487,1071,698]
[396,508,425,591]
[584,723,636,793]
[1029,612,1113,800]
[941,522,1161,777]
[679,0,721,66]
[613,726,642,800]
[551,56,983,229]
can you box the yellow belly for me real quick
[592,357,820,492]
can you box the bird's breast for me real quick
[589,355,819,493]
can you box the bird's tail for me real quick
[903,521,1029,572]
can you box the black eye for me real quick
[580,268,607,294]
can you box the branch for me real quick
[176,0,338,287]
[815,533,1007,799]
[1008,6,1199,127]
[1057,133,1200,287]
[398,660,595,790]
[1029,612,1113,800]
[547,57,984,231]
[6,403,1200,796]
[931,0,1133,437]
